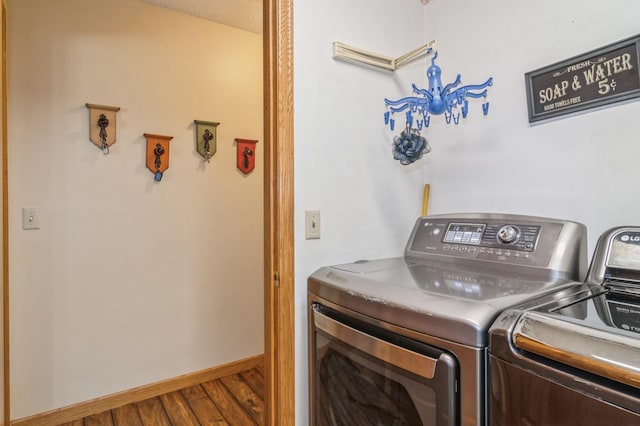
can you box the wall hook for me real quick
[333,40,436,73]
[194,120,220,163]
[86,103,120,154]
[144,133,173,182]
[235,138,259,174]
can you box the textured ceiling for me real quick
[142,0,262,34]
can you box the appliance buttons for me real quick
[498,225,520,243]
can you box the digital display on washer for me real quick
[443,223,485,245]
[608,231,640,271]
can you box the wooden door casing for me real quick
[263,0,295,425]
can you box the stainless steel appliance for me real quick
[308,213,588,425]
[489,226,640,425]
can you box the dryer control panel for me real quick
[405,213,587,279]
[441,222,541,252]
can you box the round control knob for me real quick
[497,225,519,244]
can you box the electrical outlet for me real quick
[305,210,321,239]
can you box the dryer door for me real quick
[310,303,459,426]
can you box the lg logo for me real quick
[620,234,640,242]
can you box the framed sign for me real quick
[525,34,640,122]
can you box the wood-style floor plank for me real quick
[112,403,143,426]
[202,379,257,425]
[181,384,229,425]
[158,391,200,425]
[84,410,114,426]
[136,397,172,426]
[240,367,265,400]
[220,373,264,424]
[58,420,84,426]
[53,365,264,426]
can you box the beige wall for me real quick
[7,0,263,419]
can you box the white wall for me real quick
[8,0,263,419]
[423,0,640,249]
[295,0,640,424]
[294,0,427,423]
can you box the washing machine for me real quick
[489,225,640,425]
[308,213,588,425]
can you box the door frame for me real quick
[2,1,7,424]
[263,0,295,424]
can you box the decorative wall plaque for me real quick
[194,120,220,162]
[86,103,120,154]
[144,133,173,182]
[525,34,640,122]
[235,138,258,174]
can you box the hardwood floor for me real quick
[55,366,265,426]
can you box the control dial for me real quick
[497,225,520,244]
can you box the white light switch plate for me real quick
[22,207,40,230]
[305,210,320,239]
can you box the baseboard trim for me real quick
[12,354,264,426]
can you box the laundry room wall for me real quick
[8,0,263,419]
[294,0,428,423]
[295,0,640,424]
[421,0,640,251]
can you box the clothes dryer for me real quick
[308,213,588,426]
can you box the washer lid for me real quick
[512,310,640,389]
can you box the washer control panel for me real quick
[405,214,586,274]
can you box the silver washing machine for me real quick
[489,226,640,425]
[308,213,588,426]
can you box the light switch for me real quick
[305,210,320,239]
[22,208,40,230]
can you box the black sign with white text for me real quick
[526,34,640,122]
